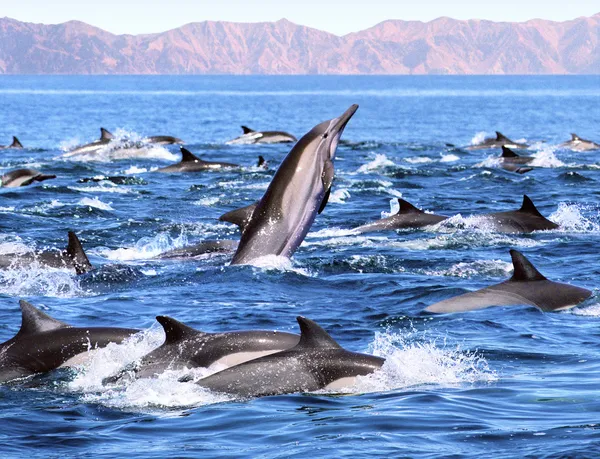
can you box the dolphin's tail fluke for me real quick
[10,136,23,149]
[66,231,93,275]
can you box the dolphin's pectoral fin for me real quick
[219,202,258,233]
[66,232,93,275]
[318,160,334,214]
[19,177,37,187]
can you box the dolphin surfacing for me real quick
[477,195,558,233]
[226,126,297,145]
[425,250,592,314]
[103,316,300,383]
[559,133,600,152]
[1,169,56,187]
[155,147,239,173]
[196,316,384,397]
[230,104,358,265]
[352,198,448,234]
[467,132,529,150]
[0,300,138,383]
[0,136,23,150]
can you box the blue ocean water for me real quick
[0,75,599,457]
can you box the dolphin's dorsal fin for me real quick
[241,126,255,134]
[156,316,204,344]
[17,300,69,336]
[501,146,519,158]
[100,128,114,141]
[509,250,547,282]
[219,202,257,232]
[257,156,266,167]
[517,195,545,218]
[296,317,341,349]
[10,136,23,148]
[571,133,580,141]
[495,131,511,142]
[66,232,93,275]
[397,198,424,215]
[180,147,202,163]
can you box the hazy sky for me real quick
[3,0,599,35]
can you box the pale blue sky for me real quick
[3,0,599,35]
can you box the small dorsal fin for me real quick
[517,195,545,218]
[156,316,204,345]
[219,202,257,233]
[257,156,266,167]
[66,232,93,275]
[10,136,23,149]
[180,147,202,163]
[100,128,114,141]
[495,131,511,142]
[571,133,580,141]
[509,250,546,282]
[501,146,519,158]
[17,300,69,336]
[397,198,424,215]
[241,126,255,134]
[296,316,341,349]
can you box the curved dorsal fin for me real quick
[219,202,257,233]
[10,136,23,148]
[509,250,546,282]
[495,131,511,142]
[17,300,69,336]
[296,316,341,350]
[180,147,202,163]
[501,146,519,158]
[571,133,580,141]
[517,195,545,218]
[241,126,254,134]
[156,316,204,345]
[66,231,93,275]
[100,128,114,141]
[397,198,424,215]
[257,156,266,167]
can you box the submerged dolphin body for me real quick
[559,133,600,152]
[196,316,384,397]
[467,132,529,150]
[226,126,297,145]
[476,195,558,233]
[104,316,300,383]
[230,104,358,265]
[155,147,239,173]
[0,300,138,383]
[0,136,23,150]
[158,239,239,259]
[143,135,184,145]
[1,168,56,187]
[0,232,93,274]
[425,250,592,313]
[498,146,534,174]
[352,198,448,234]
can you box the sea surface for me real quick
[0,75,599,458]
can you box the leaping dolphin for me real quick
[196,316,384,397]
[352,198,448,234]
[0,232,93,274]
[226,126,297,145]
[63,127,115,157]
[103,315,300,383]
[475,195,558,233]
[0,300,139,383]
[425,250,592,313]
[467,132,529,150]
[559,133,600,152]
[230,104,358,265]
[1,168,56,187]
[155,147,240,173]
[0,136,23,150]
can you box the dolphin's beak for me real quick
[331,104,359,134]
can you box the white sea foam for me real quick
[69,184,133,194]
[424,259,513,278]
[99,232,189,261]
[405,156,433,164]
[440,153,460,162]
[239,255,314,277]
[123,166,150,174]
[549,203,600,233]
[329,188,351,204]
[77,197,114,211]
[193,197,221,207]
[307,227,359,238]
[470,131,488,146]
[357,154,395,173]
[0,264,85,298]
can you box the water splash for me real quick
[357,154,396,173]
[99,231,189,261]
[470,131,488,146]
[77,197,114,211]
[549,203,600,233]
[0,264,85,298]
[329,188,351,204]
[423,259,513,278]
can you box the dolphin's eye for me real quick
[323,133,328,139]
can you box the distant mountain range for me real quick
[0,14,599,74]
